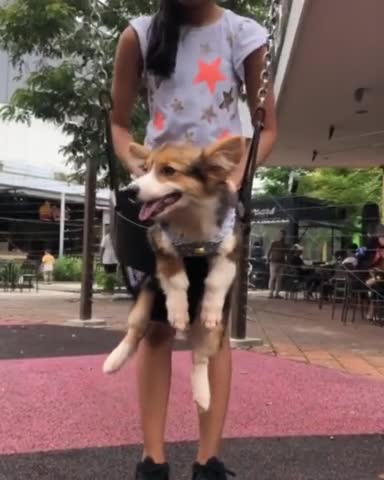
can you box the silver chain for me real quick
[257,0,282,108]
[87,0,109,87]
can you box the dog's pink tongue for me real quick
[139,201,161,222]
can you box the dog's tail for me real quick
[191,357,211,412]
[103,339,135,374]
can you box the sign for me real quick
[252,207,276,218]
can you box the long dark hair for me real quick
[146,0,184,78]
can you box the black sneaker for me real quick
[135,457,170,480]
[192,457,235,479]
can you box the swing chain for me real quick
[256,0,282,109]
[86,0,109,88]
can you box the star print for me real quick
[154,76,163,89]
[239,19,251,32]
[217,129,231,140]
[201,106,217,124]
[200,42,212,55]
[220,88,235,111]
[148,88,154,105]
[171,98,184,113]
[193,57,227,94]
[226,33,234,47]
[153,111,165,131]
[185,129,195,142]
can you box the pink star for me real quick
[193,58,227,94]
[217,129,231,140]
[153,111,165,131]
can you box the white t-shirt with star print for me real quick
[130,9,268,149]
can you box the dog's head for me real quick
[127,136,245,222]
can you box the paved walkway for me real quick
[248,292,384,381]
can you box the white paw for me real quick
[168,309,190,332]
[103,342,133,374]
[201,304,222,330]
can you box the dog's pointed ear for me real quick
[202,136,245,182]
[129,143,151,162]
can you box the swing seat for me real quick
[110,189,156,275]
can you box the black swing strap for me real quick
[99,91,141,294]
[238,107,266,222]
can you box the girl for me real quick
[111,1,277,478]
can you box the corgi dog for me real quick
[103,136,244,411]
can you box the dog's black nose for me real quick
[126,184,139,202]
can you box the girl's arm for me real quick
[111,27,144,177]
[228,46,278,190]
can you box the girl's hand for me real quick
[226,179,238,192]
[127,161,146,179]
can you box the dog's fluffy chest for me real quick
[162,207,236,248]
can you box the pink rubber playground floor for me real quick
[2,350,384,455]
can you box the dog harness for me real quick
[161,208,236,257]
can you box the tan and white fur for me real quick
[103,136,244,411]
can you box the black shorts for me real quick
[149,256,231,323]
[104,264,117,274]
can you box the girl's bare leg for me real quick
[137,322,175,463]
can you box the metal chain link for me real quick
[87,0,109,87]
[257,0,282,108]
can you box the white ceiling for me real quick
[266,0,384,168]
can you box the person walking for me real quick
[41,250,55,284]
[267,230,287,299]
[100,226,118,274]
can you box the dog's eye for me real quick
[160,166,176,176]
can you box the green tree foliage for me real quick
[298,168,382,219]
[256,167,295,196]
[0,0,266,182]
[258,166,382,226]
[0,0,150,181]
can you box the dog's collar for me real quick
[161,208,236,257]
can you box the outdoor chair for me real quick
[284,267,306,301]
[369,282,384,327]
[317,266,335,310]
[330,269,349,322]
[19,261,39,292]
[0,262,9,291]
[342,270,369,324]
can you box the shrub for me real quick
[95,266,118,293]
[53,256,82,282]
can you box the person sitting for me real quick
[363,226,384,321]
[342,244,359,269]
[288,244,304,275]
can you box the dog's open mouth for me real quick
[139,192,182,222]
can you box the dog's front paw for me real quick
[168,309,190,331]
[201,303,222,330]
